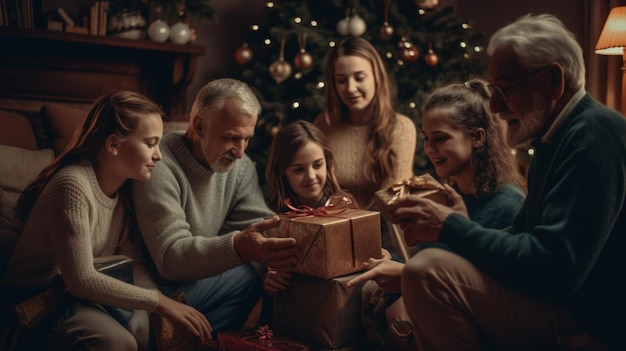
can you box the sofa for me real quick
[0,103,189,350]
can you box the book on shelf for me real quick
[1,0,41,29]
[87,1,109,36]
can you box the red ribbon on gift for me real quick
[282,195,353,219]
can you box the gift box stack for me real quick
[264,205,383,350]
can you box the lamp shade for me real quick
[596,6,626,55]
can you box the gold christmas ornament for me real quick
[269,37,292,84]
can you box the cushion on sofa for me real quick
[0,145,54,275]
[0,109,38,150]
[40,104,89,155]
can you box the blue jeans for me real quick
[159,263,262,334]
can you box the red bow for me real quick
[282,195,353,218]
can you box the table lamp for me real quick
[595,6,626,116]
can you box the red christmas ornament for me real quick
[425,49,439,66]
[401,46,420,62]
[294,34,313,70]
[235,43,253,66]
[294,50,314,70]
[380,22,394,38]
[380,0,394,39]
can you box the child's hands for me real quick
[263,269,292,295]
[346,258,404,293]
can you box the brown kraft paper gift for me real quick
[265,209,382,279]
[272,272,365,349]
[374,173,447,220]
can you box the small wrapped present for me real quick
[218,326,312,351]
[265,203,382,279]
[273,272,365,349]
[374,173,447,220]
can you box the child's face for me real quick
[285,141,327,207]
[421,108,473,182]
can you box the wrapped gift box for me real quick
[273,272,365,349]
[218,327,312,351]
[374,173,447,220]
[265,209,381,279]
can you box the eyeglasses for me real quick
[487,66,550,103]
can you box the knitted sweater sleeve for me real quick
[46,169,158,311]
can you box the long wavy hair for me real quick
[317,36,399,186]
[17,91,164,223]
[266,120,343,212]
[422,78,526,196]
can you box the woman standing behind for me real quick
[314,36,416,257]
[2,91,211,350]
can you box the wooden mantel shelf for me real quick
[0,27,205,119]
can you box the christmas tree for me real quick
[231,0,487,185]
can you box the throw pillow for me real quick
[0,145,54,268]
[0,109,38,150]
[40,104,89,155]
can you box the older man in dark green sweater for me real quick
[394,14,625,351]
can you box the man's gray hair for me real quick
[190,78,262,121]
[487,13,585,91]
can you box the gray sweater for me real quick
[132,132,274,283]
[4,161,158,311]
